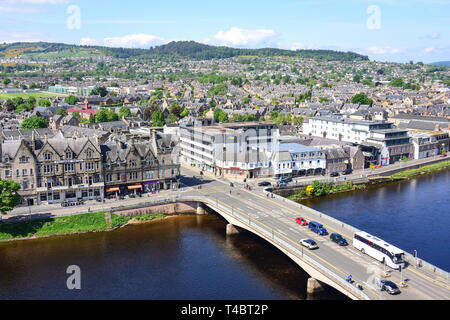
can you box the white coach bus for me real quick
[353,231,406,269]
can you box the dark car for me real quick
[280,177,292,183]
[258,181,271,187]
[377,279,401,295]
[329,172,339,177]
[330,232,348,246]
[342,169,353,175]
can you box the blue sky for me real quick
[1,0,449,63]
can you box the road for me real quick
[180,166,450,300]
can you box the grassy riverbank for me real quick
[0,212,166,241]
[390,160,450,179]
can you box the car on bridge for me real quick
[330,232,348,246]
[308,221,328,235]
[295,217,308,226]
[257,181,271,187]
[300,238,318,250]
[377,279,401,295]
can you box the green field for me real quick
[0,91,68,100]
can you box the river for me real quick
[0,215,345,300]
[301,168,450,271]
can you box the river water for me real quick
[301,169,450,271]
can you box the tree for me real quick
[2,78,11,86]
[88,114,95,124]
[180,108,190,118]
[152,109,165,127]
[95,109,108,123]
[167,113,179,124]
[169,103,182,118]
[91,86,108,97]
[56,106,68,116]
[65,95,78,105]
[213,108,228,123]
[12,97,24,108]
[143,107,152,121]
[0,179,21,215]
[72,111,81,120]
[38,99,51,107]
[351,93,373,106]
[26,96,37,108]
[118,106,132,118]
[20,116,48,129]
[15,103,31,114]
[3,99,15,111]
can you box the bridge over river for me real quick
[177,166,450,300]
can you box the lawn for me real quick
[0,92,68,100]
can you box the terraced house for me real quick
[101,130,180,197]
[34,133,104,204]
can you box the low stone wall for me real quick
[113,201,197,217]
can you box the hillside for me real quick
[0,41,369,61]
[147,41,369,61]
[430,61,450,67]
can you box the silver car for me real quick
[377,279,401,295]
[300,238,319,250]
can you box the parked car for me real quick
[258,181,271,187]
[280,177,292,183]
[377,279,401,295]
[295,217,308,226]
[342,169,353,175]
[329,172,339,177]
[330,232,348,246]
[300,238,319,250]
[308,221,328,235]
[440,153,447,157]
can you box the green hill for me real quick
[0,41,369,61]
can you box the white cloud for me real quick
[80,34,167,48]
[424,47,435,53]
[365,46,400,55]
[214,27,277,47]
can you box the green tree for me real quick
[152,109,165,127]
[118,106,132,118]
[38,99,51,107]
[15,103,31,114]
[91,86,108,97]
[26,96,37,108]
[65,95,78,105]
[0,179,21,215]
[351,93,373,105]
[2,78,11,86]
[12,97,24,108]
[169,103,182,118]
[95,109,108,123]
[56,106,68,116]
[72,111,81,120]
[20,116,48,129]
[180,108,190,118]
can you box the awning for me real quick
[128,184,142,190]
[106,187,120,192]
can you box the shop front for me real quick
[143,180,159,194]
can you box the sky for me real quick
[1,0,449,63]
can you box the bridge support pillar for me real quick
[226,224,240,235]
[196,202,206,215]
[307,277,324,295]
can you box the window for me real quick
[22,169,27,176]
[66,151,72,159]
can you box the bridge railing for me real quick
[185,195,371,300]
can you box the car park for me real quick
[300,238,318,250]
[330,232,348,246]
[308,221,328,235]
[295,217,308,226]
[377,279,401,295]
